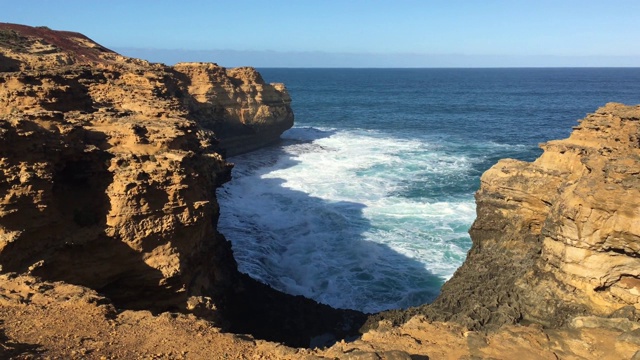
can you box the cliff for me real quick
[360,103,640,358]
[421,102,640,328]
[2,102,638,359]
[0,23,362,349]
[173,63,294,156]
[0,22,264,308]
[0,23,293,156]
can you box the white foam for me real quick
[218,127,495,312]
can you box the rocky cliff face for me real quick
[535,104,640,315]
[442,102,640,326]
[0,23,235,311]
[370,103,640,334]
[174,63,294,156]
[2,100,638,357]
[0,23,362,347]
[0,23,293,155]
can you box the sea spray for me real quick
[218,68,640,313]
[218,127,521,313]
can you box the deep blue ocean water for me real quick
[217,68,640,313]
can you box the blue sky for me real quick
[3,0,640,67]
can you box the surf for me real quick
[218,127,523,312]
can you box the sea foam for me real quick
[217,127,511,313]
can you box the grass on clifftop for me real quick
[0,29,34,53]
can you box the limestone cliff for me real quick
[174,63,294,156]
[369,103,640,334]
[0,23,361,348]
[0,22,293,156]
[3,98,639,356]
[0,23,234,311]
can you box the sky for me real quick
[3,0,640,67]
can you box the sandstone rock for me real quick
[609,305,640,321]
[0,23,294,310]
[0,23,360,348]
[429,103,640,328]
[618,329,640,346]
[4,275,633,360]
[570,315,640,332]
[0,22,293,156]
[0,273,287,359]
[0,64,236,311]
[368,103,640,333]
[174,63,294,156]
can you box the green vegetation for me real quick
[0,29,33,53]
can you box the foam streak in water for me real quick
[218,127,522,313]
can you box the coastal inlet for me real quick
[218,68,640,313]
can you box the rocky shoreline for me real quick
[0,22,364,349]
[365,103,640,331]
[1,23,639,359]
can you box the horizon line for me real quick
[114,47,640,69]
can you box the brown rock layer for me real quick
[369,103,640,333]
[0,23,361,348]
[174,63,294,156]
[0,22,294,156]
[0,55,236,313]
[3,274,638,359]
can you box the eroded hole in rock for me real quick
[607,247,640,258]
[53,159,107,228]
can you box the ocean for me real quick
[217,68,640,314]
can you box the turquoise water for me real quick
[217,68,640,313]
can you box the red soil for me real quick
[0,22,115,63]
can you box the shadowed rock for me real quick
[0,23,357,347]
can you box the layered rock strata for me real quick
[174,63,294,156]
[370,103,640,333]
[3,263,639,358]
[0,23,361,347]
[0,23,293,156]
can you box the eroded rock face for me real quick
[174,63,294,156]
[535,103,640,316]
[3,22,639,355]
[0,65,236,312]
[0,24,287,309]
[3,273,638,359]
[0,22,294,156]
[386,103,640,330]
[0,23,365,348]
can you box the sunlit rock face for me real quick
[0,23,294,308]
[173,63,294,156]
[0,23,238,310]
[0,23,367,348]
[414,102,640,329]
